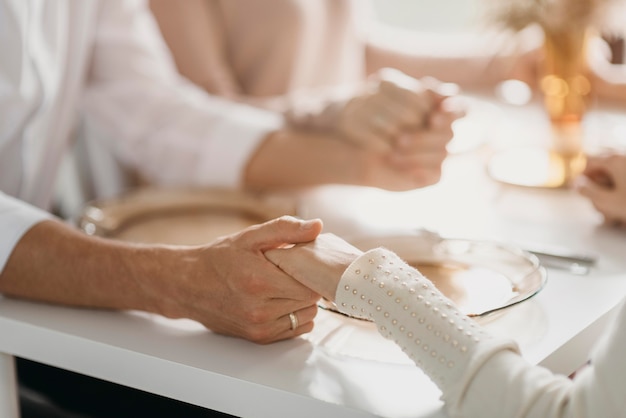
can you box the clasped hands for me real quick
[170,216,357,345]
[336,68,466,188]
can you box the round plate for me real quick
[488,147,586,189]
[303,230,547,365]
[78,187,296,245]
[324,230,547,318]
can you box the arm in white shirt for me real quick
[337,248,626,418]
[0,193,52,275]
[82,0,283,188]
[81,0,457,193]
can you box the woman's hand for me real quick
[336,69,459,153]
[265,233,363,302]
[576,153,626,226]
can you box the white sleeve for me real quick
[82,0,283,188]
[0,192,53,274]
[336,248,626,418]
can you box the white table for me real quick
[2,95,626,418]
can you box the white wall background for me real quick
[371,0,483,33]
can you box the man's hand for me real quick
[157,216,324,344]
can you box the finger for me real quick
[226,303,318,344]
[284,305,317,331]
[376,70,434,111]
[424,78,460,99]
[244,216,323,251]
[394,123,454,155]
[273,305,318,341]
[367,106,402,138]
[343,119,393,152]
[250,304,318,344]
[583,154,610,174]
[229,254,320,302]
[575,176,615,210]
[402,165,444,188]
[376,95,425,130]
[379,80,432,125]
[587,171,615,188]
[388,150,448,171]
[439,96,468,120]
[338,98,395,152]
[255,264,321,302]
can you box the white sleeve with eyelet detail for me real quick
[334,248,530,417]
[337,248,626,417]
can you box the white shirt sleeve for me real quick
[81,0,283,188]
[336,248,626,418]
[0,192,53,274]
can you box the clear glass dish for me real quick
[323,230,547,318]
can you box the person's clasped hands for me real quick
[336,68,466,187]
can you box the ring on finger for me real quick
[288,312,299,331]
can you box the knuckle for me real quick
[245,275,269,295]
[244,327,273,344]
[242,305,271,325]
[270,215,296,228]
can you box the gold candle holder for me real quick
[489,27,592,188]
[541,28,590,183]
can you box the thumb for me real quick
[248,216,323,251]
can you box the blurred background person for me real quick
[149,0,521,152]
[149,0,626,121]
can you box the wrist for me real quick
[123,245,188,318]
[243,129,363,189]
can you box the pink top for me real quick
[185,0,371,99]
[214,0,369,97]
[151,0,517,114]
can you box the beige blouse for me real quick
[152,0,371,104]
[150,0,525,121]
[214,0,369,97]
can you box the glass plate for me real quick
[304,231,548,365]
[323,230,547,318]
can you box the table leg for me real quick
[0,352,20,418]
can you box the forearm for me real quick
[244,126,453,192]
[0,220,172,315]
[243,130,362,190]
[85,0,282,188]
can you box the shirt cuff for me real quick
[0,192,53,274]
[195,99,284,188]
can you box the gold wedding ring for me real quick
[288,312,298,331]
